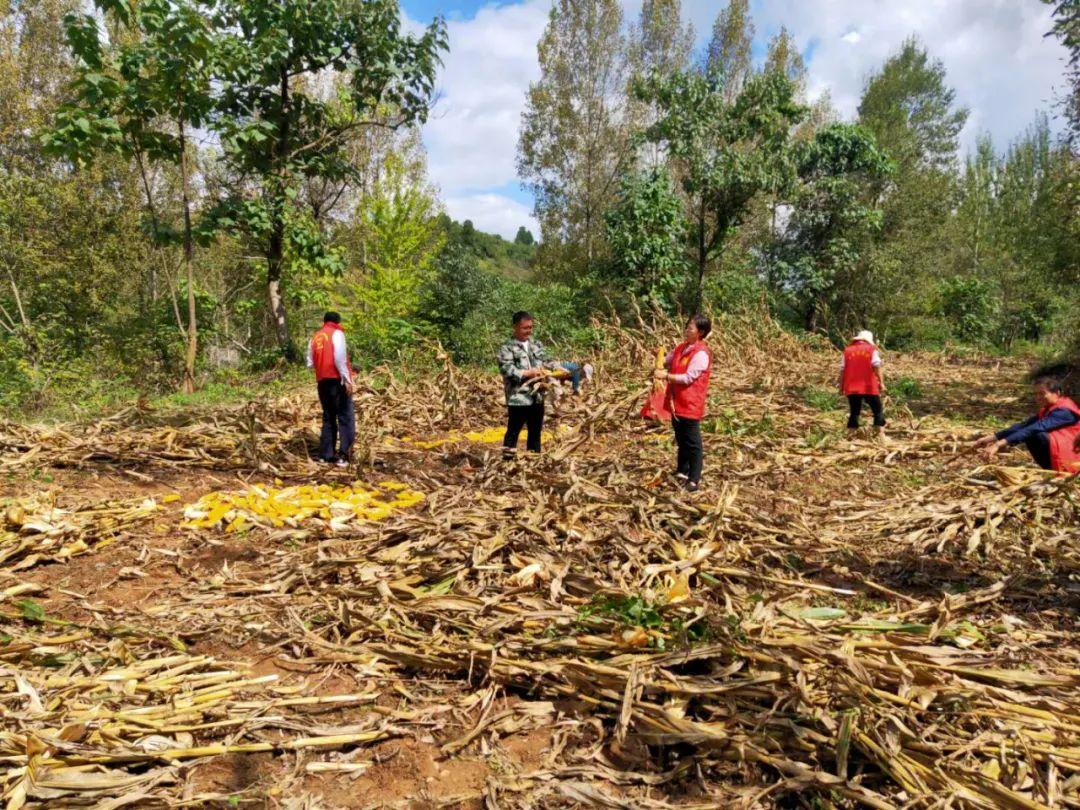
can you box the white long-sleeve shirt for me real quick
[665,346,710,384]
[839,348,883,371]
[306,328,352,385]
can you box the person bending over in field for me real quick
[973,377,1080,474]
[654,314,713,492]
[497,311,569,455]
[839,330,886,436]
[306,311,355,467]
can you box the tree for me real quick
[45,0,214,392]
[514,226,535,246]
[1042,0,1079,142]
[704,0,753,101]
[631,0,693,79]
[764,26,807,98]
[858,37,967,173]
[774,123,893,332]
[638,69,805,310]
[209,0,446,358]
[856,39,968,340]
[604,167,688,309]
[518,0,633,277]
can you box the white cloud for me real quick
[841,29,861,45]
[443,192,539,241]
[420,0,548,197]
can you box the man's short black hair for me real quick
[689,313,711,339]
[323,311,341,324]
[1033,376,1064,394]
[512,310,533,325]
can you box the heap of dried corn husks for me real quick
[182,481,425,532]
[1,495,158,570]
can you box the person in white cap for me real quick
[838,330,885,433]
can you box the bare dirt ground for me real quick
[1,324,1077,809]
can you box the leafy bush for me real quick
[938,276,995,343]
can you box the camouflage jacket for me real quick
[497,338,551,406]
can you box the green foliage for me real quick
[703,408,774,438]
[636,67,805,309]
[888,376,923,403]
[603,167,688,310]
[937,276,995,343]
[774,123,893,332]
[802,386,839,411]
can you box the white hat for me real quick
[854,330,874,344]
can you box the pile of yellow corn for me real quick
[183,480,425,532]
[401,424,572,450]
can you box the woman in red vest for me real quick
[654,314,712,491]
[974,377,1080,474]
[305,311,355,467]
[838,330,886,434]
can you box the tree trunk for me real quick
[267,66,296,361]
[178,114,197,394]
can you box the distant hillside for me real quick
[436,215,537,280]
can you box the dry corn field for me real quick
[0,321,1077,810]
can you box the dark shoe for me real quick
[685,480,700,492]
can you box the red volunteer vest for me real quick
[311,323,345,381]
[1038,397,1080,475]
[665,341,712,420]
[841,341,880,396]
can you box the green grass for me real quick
[888,375,923,403]
[703,408,775,438]
[801,386,840,411]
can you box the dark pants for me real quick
[672,416,704,484]
[847,394,885,429]
[317,378,355,461]
[1025,432,1052,470]
[504,403,545,453]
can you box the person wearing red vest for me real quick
[974,377,1080,474]
[654,314,713,491]
[305,311,355,467]
[838,330,886,434]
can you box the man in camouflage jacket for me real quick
[497,310,558,453]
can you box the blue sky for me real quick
[401,0,1070,240]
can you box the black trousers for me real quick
[672,416,704,484]
[1025,432,1052,470]
[504,404,545,453]
[317,378,355,461]
[847,394,885,428]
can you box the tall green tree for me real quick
[763,26,807,98]
[209,0,446,358]
[46,0,215,392]
[856,38,968,340]
[1042,0,1079,142]
[604,167,688,309]
[517,0,633,277]
[775,123,893,332]
[704,0,753,101]
[637,69,805,310]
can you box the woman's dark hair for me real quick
[689,314,711,339]
[323,311,341,324]
[1033,377,1064,394]
[512,310,533,325]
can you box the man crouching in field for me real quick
[497,311,566,455]
[973,377,1080,474]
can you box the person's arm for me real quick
[305,338,314,369]
[665,351,709,385]
[331,330,352,388]
[998,408,1078,446]
[837,355,845,393]
[871,349,884,391]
